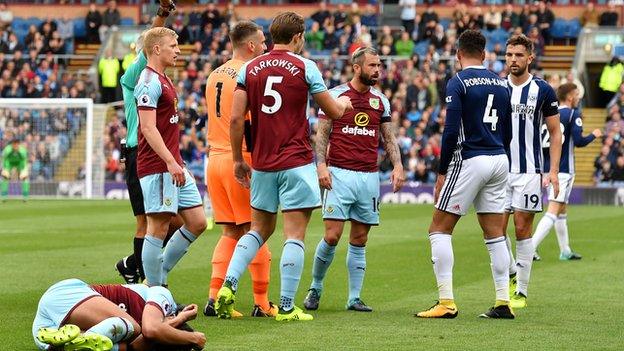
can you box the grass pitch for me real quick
[1,200,622,350]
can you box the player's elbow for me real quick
[141,322,160,341]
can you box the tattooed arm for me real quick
[316,118,333,190]
[380,122,405,192]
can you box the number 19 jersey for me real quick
[236,49,327,172]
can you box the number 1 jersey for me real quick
[206,58,249,156]
[236,49,327,172]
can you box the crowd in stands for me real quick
[595,73,624,185]
[0,1,622,187]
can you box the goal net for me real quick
[0,98,101,198]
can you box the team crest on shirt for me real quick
[164,198,172,206]
[369,98,379,109]
[326,206,334,214]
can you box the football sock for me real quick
[347,243,366,302]
[209,236,237,300]
[164,222,178,246]
[249,243,272,311]
[21,180,29,197]
[485,236,510,302]
[532,212,557,249]
[279,239,305,311]
[162,227,197,284]
[429,232,454,300]
[505,235,517,276]
[86,317,134,343]
[133,237,145,280]
[555,214,571,254]
[224,231,263,291]
[0,178,8,197]
[310,239,336,292]
[515,238,534,296]
[142,235,164,286]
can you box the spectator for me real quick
[187,4,202,43]
[2,33,23,54]
[0,2,12,29]
[580,2,600,28]
[323,25,339,51]
[599,57,624,107]
[535,1,554,43]
[399,0,416,36]
[85,3,102,44]
[484,5,502,31]
[430,24,447,50]
[305,21,325,51]
[223,3,240,30]
[56,14,74,54]
[612,156,624,182]
[311,1,331,27]
[361,4,378,28]
[98,48,119,103]
[100,0,120,43]
[599,1,619,26]
[484,51,504,74]
[394,31,414,57]
[24,25,38,49]
[501,4,520,32]
[333,4,348,31]
[39,16,57,36]
[560,71,584,100]
[201,2,221,29]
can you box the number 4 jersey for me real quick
[236,49,327,172]
[440,66,512,175]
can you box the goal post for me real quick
[0,98,100,199]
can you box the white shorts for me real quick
[548,173,574,204]
[504,173,543,212]
[436,154,509,216]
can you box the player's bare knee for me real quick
[187,217,207,236]
[324,232,341,246]
[349,234,368,246]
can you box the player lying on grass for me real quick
[33,278,205,351]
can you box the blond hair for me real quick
[142,27,178,57]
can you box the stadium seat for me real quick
[413,40,429,57]
[551,19,568,40]
[73,18,86,39]
[567,19,581,38]
[26,17,43,28]
[439,18,450,31]
[120,18,134,26]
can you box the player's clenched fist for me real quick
[192,331,206,350]
[337,95,353,112]
[159,0,176,11]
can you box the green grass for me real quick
[1,200,622,350]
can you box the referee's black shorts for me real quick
[124,147,145,216]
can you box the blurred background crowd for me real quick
[0,0,622,187]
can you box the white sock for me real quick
[429,232,454,300]
[505,235,517,276]
[555,214,571,255]
[485,237,510,302]
[532,212,557,249]
[515,238,534,296]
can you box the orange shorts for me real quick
[206,152,251,225]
